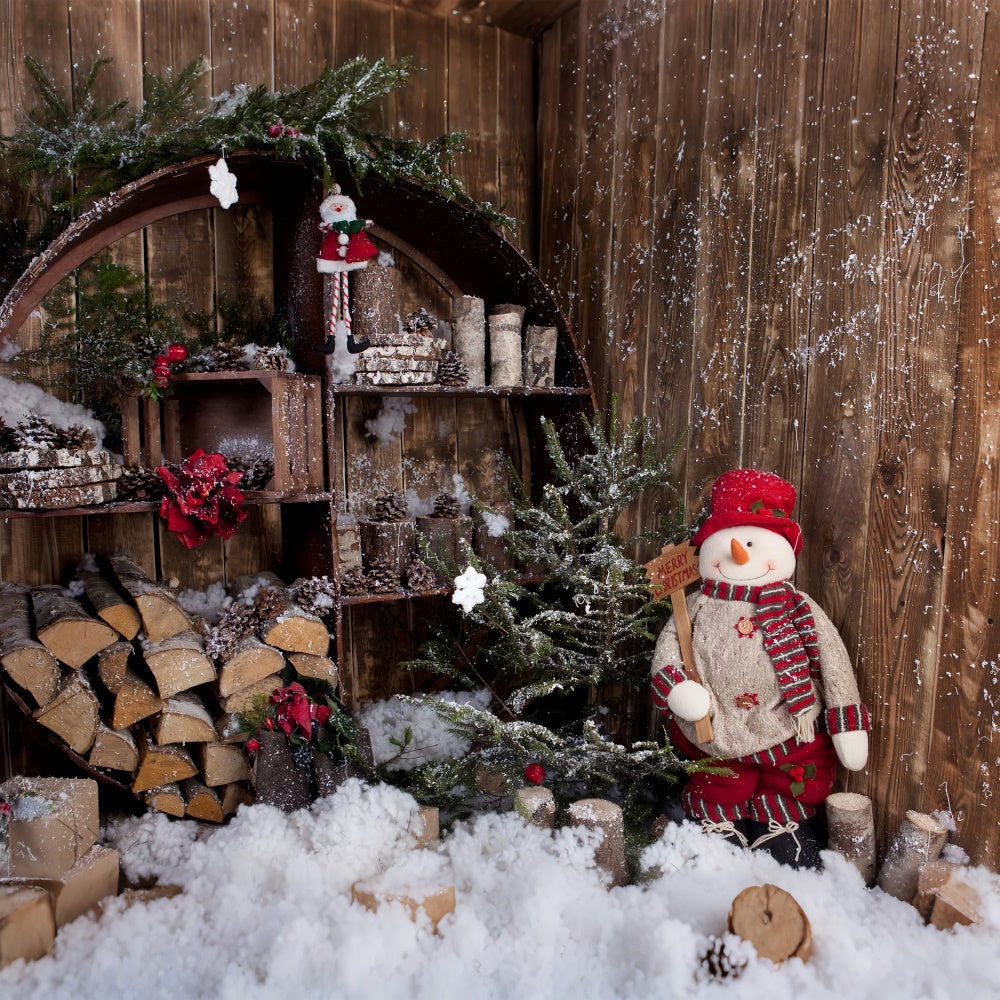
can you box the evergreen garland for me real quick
[1,55,513,228]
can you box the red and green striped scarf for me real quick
[702,579,820,725]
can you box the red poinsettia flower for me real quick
[157,449,246,548]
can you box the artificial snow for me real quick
[365,396,416,446]
[1,780,998,999]
[452,566,487,613]
[358,689,492,771]
[176,580,231,625]
[0,375,104,443]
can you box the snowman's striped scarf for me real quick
[701,579,819,722]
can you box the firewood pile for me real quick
[0,559,338,823]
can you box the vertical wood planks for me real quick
[859,0,986,856]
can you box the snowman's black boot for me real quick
[745,815,824,869]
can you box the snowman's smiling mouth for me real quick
[712,561,773,582]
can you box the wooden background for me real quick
[4,0,1000,870]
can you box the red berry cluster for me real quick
[267,120,301,138]
[523,762,546,785]
[152,343,188,390]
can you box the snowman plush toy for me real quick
[650,469,870,868]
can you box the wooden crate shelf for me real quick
[122,371,324,496]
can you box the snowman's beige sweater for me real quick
[651,583,868,759]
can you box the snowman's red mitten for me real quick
[666,679,711,722]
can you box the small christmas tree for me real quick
[392,401,697,833]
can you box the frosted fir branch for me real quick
[2,55,515,230]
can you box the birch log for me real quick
[96,641,132,695]
[77,562,141,640]
[488,304,525,386]
[109,553,190,642]
[0,583,60,706]
[30,587,117,669]
[452,295,486,384]
[88,722,139,772]
[32,675,100,754]
[825,792,877,885]
[352,262,401,343]
[523,325,557,388]
[876,811,949,901]
[111,669,165,729]
[143,630,216,698]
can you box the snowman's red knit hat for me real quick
[691,469,803,555]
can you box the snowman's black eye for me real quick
[746,541,753,547]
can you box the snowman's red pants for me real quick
[671,723,837,824]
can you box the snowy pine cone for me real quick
[117,465,168,502]
[403,308,438,335]
[253,345,291,371]
[432,492,460,519]
[16,415,60,449]
[404,555,438,593]
[209,338,250,371]
[371,491,408,522]
[437,351,469,387]
[54,424,98,452]
[291,575,338,617]
[228,453,274,492]
[340,567,369,596]
[367,558,401,593]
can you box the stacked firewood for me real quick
[0,559,338,823]
[0,417,122,510]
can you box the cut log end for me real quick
[728,884,812,965]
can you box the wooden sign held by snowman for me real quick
[315,184,379,381]
[649,469,870,868]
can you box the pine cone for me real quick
[251,587,290,622]
[253,345,291,371]
[404,555,438,593]
[55,424,98,452]
[432,492,460,519]
[699,938,748,982]
[291,575,337,617]
[16,415,60,449]
[368,558,401,593]
[209,337,250,371]
[340,567,369,596]
[403,308,438,335]
[228,453,274,492]
[206,621,244,662]
[117,465,168,502]
[0,418,20,452]
[371,491,408,523]
[437,350,469,387]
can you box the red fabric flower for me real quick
[157,449,246,549]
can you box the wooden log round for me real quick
[452,295,486,384]
[728,884,812,965]
[825,791,876,885]
[488,306,525,387]
[876,810,949,902]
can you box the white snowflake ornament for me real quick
[208,157,239,209]
[452,566,487,613]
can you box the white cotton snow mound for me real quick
[176,580,231,624]
[357,689,492,771]
[4,785,1000,1000]
[0,375,105,443]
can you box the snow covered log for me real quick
[876,811,949,901]
[351,261,401,344]
[488,304,525,386]
[567,798,627,887]
[287,652,339,685]
[143,784,185,818]
[180,778,224,823]
[87,721,138,772]
[132,734,198,794]
[217,673,282,715]
[452,294,486,384]
[515,786,556,830]
[523,324,557,388]
[0,583,61,706]
[914,861,982,929]
[250,730,312,811]
[30,586,117,669]
[0,463,122,509]
[143,629,216,698]
[359,518,415,577]
[109,553,190,642]
[228,572,330,656]
[197,742,250,787]
[216,636,285,698]
[152,692,217,745]
[111,668,165,729]
[825,792,876,885]
[32,675,99,754]
[728,884,812,965]
[95,640,132,695]
[77,562,141,640]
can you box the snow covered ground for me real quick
[1,779,997,1000]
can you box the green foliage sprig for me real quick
[2,55,513,228]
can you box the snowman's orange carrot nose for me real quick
[731,538,750,565]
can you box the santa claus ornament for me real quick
[650,469,870,868]
[315,184,380,380]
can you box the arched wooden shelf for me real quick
[0,150,596,792]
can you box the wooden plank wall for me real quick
[538,0,1000,868]
[0,0,535,772]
